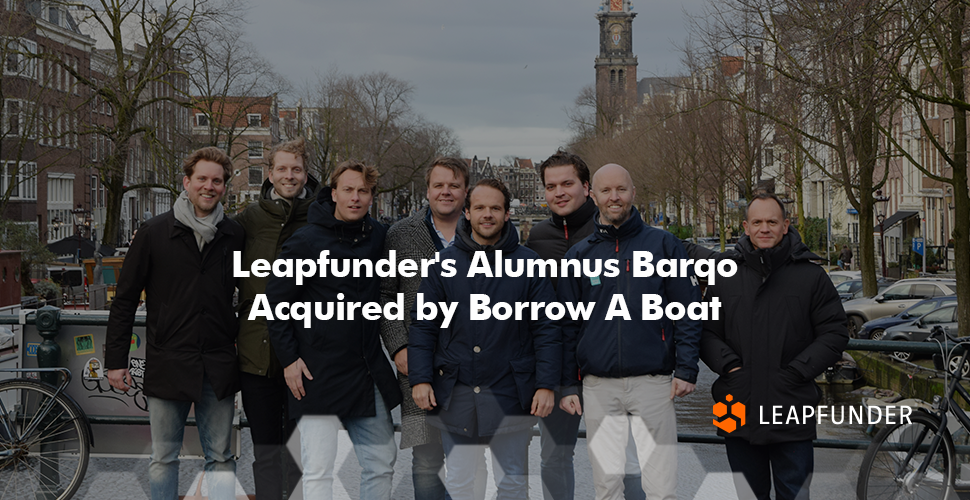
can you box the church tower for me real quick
[595,0,638,113]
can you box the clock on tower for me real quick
[595,0,639,125]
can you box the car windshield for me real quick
[851,282,893,300]
[902,300,949,318]
[836,281,855,293]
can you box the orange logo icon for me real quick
[713,394,746,433]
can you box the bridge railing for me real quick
[0,309,942,450]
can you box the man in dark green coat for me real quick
[235,137,318,500]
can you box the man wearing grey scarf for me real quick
[173,189,225,250]
[105,146,244,500]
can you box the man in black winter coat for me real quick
[266,160,401,500]
[698,192,848,500]
[106,147,244,500]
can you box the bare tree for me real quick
[688,0,901,300]
[61,0,238,246]
[185,19,289,156]
[877,0,970,334]
[290,69,461,211]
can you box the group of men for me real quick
[105,141,848,500]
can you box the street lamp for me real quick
[71,205,91,264]
[874,190,891,277]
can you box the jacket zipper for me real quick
[564,219,569,241]
[616,237,622,373]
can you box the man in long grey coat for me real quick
[380,157,487,499]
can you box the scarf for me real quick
[172,190,224,250]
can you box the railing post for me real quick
[32,305,61,499]
[34,305,61,386]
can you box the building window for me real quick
[90,174,105,208]
[765,147,774,167]
[195,113,209,127]
[248,141,263,158]
[3,99,20,136]
[247,114,261,127]
[3,37,36,78]
[248,166,262,185]
[47,6,58,26]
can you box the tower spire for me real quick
[595,0,638,131]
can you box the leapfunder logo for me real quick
[712,394,913,431]
[713,394,746,433]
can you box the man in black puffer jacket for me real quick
[266,160,402,500]
[697,192,848,500]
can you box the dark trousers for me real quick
[240,371,301,500]
[412,441,447,500]
[725,437,813,500]
[538,388,645,500]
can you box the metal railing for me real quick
[0,309,941,448]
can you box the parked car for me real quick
[883,304,958,361]
[843,278,957,338]
[828,270,862,285]
[835,278,896,302]
[844,280,896,302]
[858,296,958,340]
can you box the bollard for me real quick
[32,305,61,499]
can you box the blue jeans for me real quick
[299,385,397,500]
[412,441,447,500]
[725,438,813,500]
[148,377,236,500]
[441,428,531,500]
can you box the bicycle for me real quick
[857,327,970,499]
[0,368,92,500]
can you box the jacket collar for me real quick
[455,215,519,253]
[308,187,375,238]
[736,227,819,277]
[551,197,597,229]
[593,206,644,241]
[259,174,321,206]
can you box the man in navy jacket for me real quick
[559,164,701,500]
[409,179,561,500]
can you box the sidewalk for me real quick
[70,426,865,499]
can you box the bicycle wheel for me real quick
[0,379,90,500]
[857,410,954,499]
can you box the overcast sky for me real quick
[246,0,706,164]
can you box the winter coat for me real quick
[696,229,848,445]
[235,175,320,377]
[105,211,244,402]
[379,206,448,449]
[408,218,562,437]
[265,190,402,419]
[525,198,598,290]
[559,207,702,387]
